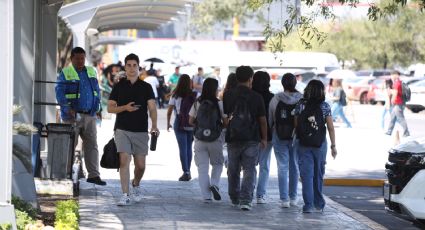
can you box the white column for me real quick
[0,0,17,229]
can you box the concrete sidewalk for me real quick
[77,117,385,229]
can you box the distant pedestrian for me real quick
[295,79,337,213]
[251,71,274,204]
[192,67,205,96]
[168,66,181,91]
[385,70,410,137]
[219,73,237,100]
[330,79,352,128]
[144,73,160,106]
[189,78,228,203]
[107,53,159,206]
[167,74,197,181]
[223,66,268,211]
[269,73,303,208]
[156,69,166,109]
[381,79,393,130]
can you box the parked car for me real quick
[406,79,425,113]
[342,77,374,104]
[367,75,391,105]
[356,69,392,78]
[384,137,425,225]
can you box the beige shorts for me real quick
[114,129,149,155]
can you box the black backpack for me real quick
[340,90,347,106]
[177,92,196,131]
[296,102,326,147]
[275,101,296,140]
[101,138,120,169]
[401,82,411,102]
[226,96,258,142]
[194,100,223,142]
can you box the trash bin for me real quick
[45,123,76,179]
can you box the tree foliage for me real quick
[277,7,425,69]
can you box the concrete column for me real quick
[0,0,17,228]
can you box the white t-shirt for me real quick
[144,76,160,98]
[189,100,226,119]
[168,96,183,114]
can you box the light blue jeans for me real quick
[381,106,393,130]
[272,133,299,202]
[331,102,352,128]
[298,141,327,211]
[256,142,273,198]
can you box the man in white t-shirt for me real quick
[144,74,160,104]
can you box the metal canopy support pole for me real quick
[0,0,17,229]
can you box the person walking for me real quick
[269,73,303,208]
[167,74,197,181]
[330,79,352,128]
[188,78,228,203]
[223,66,267,211]
[168,66,181,91]
[192,67,205,96]
[55,47,106,186]
[294,80,337,213]
[107,53,159,206]
[251,71,274,204]
[381,79,393,130]
[386,71,410,137]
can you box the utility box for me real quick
[45,123,75,179]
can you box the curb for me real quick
[325,196,388,230]
[324,178,385,187]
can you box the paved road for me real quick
[323,186,424,230]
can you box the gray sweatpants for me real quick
[194,138,224,200]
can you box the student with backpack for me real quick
[294,80,337,213]
[268,73,303,208]
[385,70,410,137]
[167,74,197,181]
[330,79,352,128]
[251,71,274,204]
[223,66,268,211]
[188,78,228,203]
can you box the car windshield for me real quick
[411,80,425,87]
[343,78,364,84]
[356,71,371,77]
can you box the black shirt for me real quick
[257,91,274,141]
[109,78,155,132]
[223,85,266,142]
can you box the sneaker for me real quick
[132,186,142,203]
[117,194,131,206]
[256,196,267,204]
[231,200,240,207]
[86,176,106,186]
[240,202,252,211]
[210,185,221,201]
[203,199,212,203]
[302,206,314,213]
[290,199,298,206]
[280,200,290,208]
[314,208,324,213]
[178,173,191,181]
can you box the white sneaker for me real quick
[290,199,298,206]
[257,196,267,204]
[280,200,290,208]
[117,194,131,206]
[132,186,142,203]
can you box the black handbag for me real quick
[100,138,120,169]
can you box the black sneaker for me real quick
[240,201,252,211]
[178,173,191,181]
[86,176,106,186]
[210,185,221,201]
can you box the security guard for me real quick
[55,47,106,185]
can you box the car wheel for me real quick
[410,108,421,113]
[369,100,377,105]
[360,92,368,104]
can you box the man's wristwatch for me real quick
[331,145,336,148]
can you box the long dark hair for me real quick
[252,71,271,93]
[224,73,237,93]
[172,74,192,98]
[303,79,325,104]
[199,78,219,102]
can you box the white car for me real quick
[406,79,425,113]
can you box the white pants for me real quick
[194,138,224,199]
